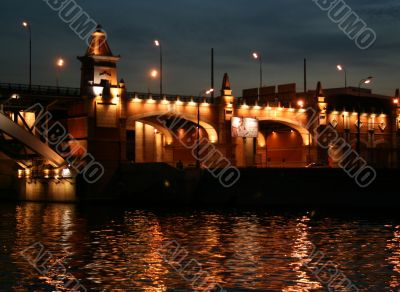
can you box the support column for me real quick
[135,121,144,163]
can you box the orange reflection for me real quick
[387,225,400,289]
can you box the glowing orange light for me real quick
[57,58,64,67]
[394,99,399,105]
[22,21,28,27]
[297,100,304,108]
[154,40,160,47]
[252,52,259,59]
[150,69,158,78]
[337,64,343,71]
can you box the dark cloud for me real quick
[0,0,399,96]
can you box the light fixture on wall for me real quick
[93,86,104,96]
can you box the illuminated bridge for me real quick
[0,27,399,201]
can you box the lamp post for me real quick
[22,21,32,90]
[196,88,214,169]
[252,51,263,102]
[357,76,373,155]
[56,58,64,89]
[154,40,163,98]
[337,65,347,89]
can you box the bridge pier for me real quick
[18,177,76,202]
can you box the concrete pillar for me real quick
[234,137,244,167]
[244,138,255,167]
[144,124,155,162]
[155,133,163,162]
[135,121,144,163]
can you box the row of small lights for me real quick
[130,95,213,107]
[331,111,387,118]
[130,94,305,108]
[102,90,393,117]
[239,104,306,112]
[131,97,212,107]
[129,97,310,112]
[18,168,72,179]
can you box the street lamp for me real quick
[154,40,163,98]
[150,69,158,79]
[356,76,373,156]
[148,69,159,94]
[252,51,263,102]
[196,88,214,168]
[56,58,65,88]
[336,64,347,89]
[22,21,32,90]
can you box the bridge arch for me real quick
[127,111,218,143]
[126,118,174,146]
[257,117,311,146]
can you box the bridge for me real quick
[0,26,399,201]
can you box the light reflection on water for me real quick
[0,203,400,291]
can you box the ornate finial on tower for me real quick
[218,73,234,105]
[395,88,399,98]
[221,73,233,98]
[222,73,231,90]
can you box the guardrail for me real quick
[0,83,80,97]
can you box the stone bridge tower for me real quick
[71,25,127,193]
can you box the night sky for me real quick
[1,0,399,96]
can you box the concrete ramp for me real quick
[0,112,65,168]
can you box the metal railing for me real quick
[0,83,80,97]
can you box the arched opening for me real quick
[126,113,218,167]
[258,116,311,146]
[125,120,174,164]
[128,112,218,143]
[235,120,310,168]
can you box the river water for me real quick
[0,202,399,291]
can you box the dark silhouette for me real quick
[176,160,184,170]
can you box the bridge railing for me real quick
[0,83,80,97]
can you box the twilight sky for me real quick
[0,0,399,96]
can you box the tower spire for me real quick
[78,25,120,93]
[218,73,233,105]
[85,25,114,57]
[316,81,324,98]
[222,73,231,91]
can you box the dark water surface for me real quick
[0,202,399,291]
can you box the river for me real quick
[0,202,399,291]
